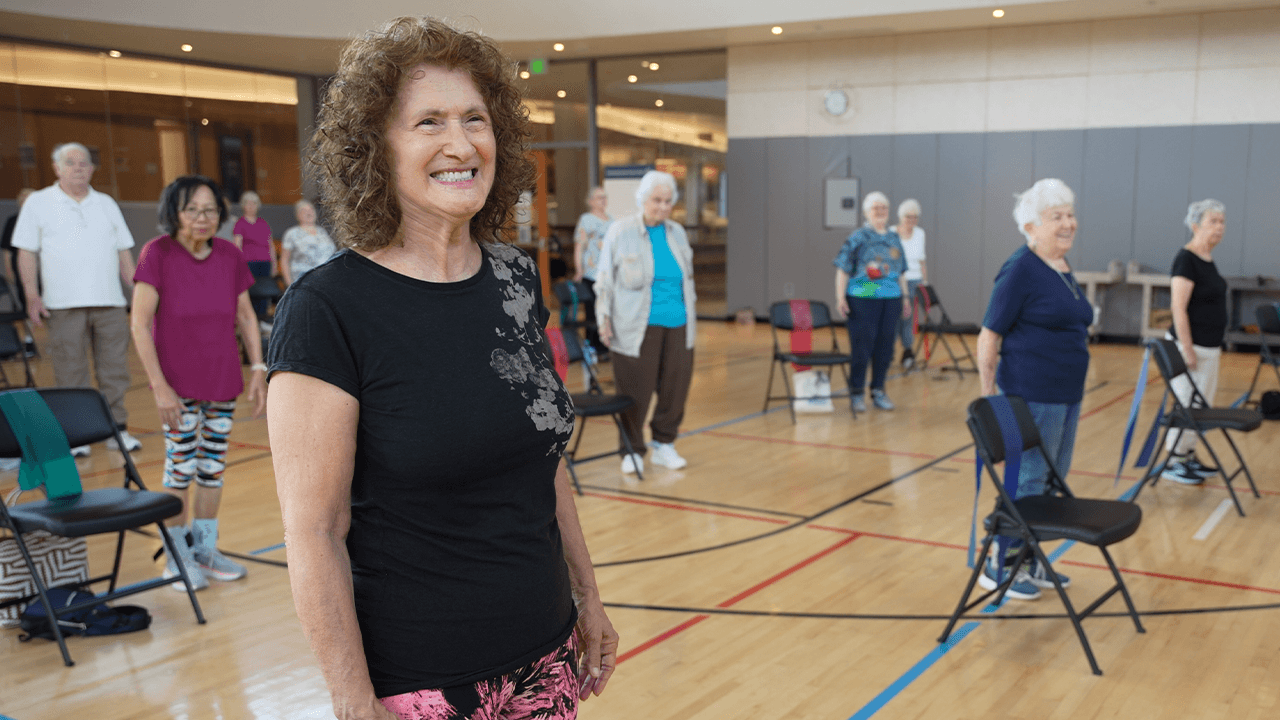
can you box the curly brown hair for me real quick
[310,16,535,250]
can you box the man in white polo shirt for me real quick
[12,142,142,455]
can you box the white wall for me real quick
[727,8,1280,138]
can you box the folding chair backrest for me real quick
[1256,303,1280,334]
[0,389,85,498]
[916,285,953,322]
[967,396,1043,464]
[1148,338,1189,382]
[552,326,587,364]
[0,324,22,358]
[769,300,837,330]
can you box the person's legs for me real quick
[247,260,272,317]
[611,327,662,460]
[88,307,132,429]
[845,296,874,395]
[45,308,92,389]
[581,279,602,351]
[649,327,694,445]
[1016,401,1079,499]
[160,398,208,589]
[898,280,920,354]
[188,400,245,580]
[869,297,901,391]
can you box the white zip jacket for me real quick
[593,213,697,358]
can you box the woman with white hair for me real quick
[232,190,277,319]
[595,170,697,473]
[892,198,927,368]
[975,178,1092,601]
[833,190,909,412]
[280,199,336,285]
[1160,199,1228,485]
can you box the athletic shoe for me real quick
[870,389,895,410]
[106,430,142,453]
[1025,557,1071,589]
[620,453,644,475]
[194,547,248,582]
[70,445,91,458]
[851,394,867,413]
[1186,457,1219,478]
[162,530,209,592]
[901,349,915,371]
[649,442,688,470]
[977,561,1041,601]
[1161,461,1205,485]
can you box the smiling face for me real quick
[296,202,316,226]
[177,185,220,245]
[1025,204,1077,258]
[642,184,674,226]
[865,201,889,229]
[386,64,496,236]
[1193,210,1225,248]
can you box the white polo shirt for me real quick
[10,184,134,309]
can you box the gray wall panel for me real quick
[806,137,854,306]
[980,132,1034,319]
[1032,130,1086,269]
[1078,128,1138,274]
[1242,125,1280,277]
[764,137,810,304]
[1133,126,1194,272]
[890,134,939,235]
[934,133,988,324]
[849,135,893,211]
[1190,125,1250,276]
[726,138,768,313]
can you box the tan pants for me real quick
[611,325,695,453]
[1165,337,1222,456]
[46,306,132,427]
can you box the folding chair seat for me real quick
[547,327,642,494]
[248,276,283,323]
[912,284,979,378]
[762,300,854,422]
[1132,338,1262,517]
[1242,303,1280,406]
[0,388,205,666]
[940,395,1145,676]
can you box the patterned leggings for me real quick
[162,398,236,490]
[381,633,579,720]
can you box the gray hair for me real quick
[1185,199,1225,231]
[51,142,92,166]
[862,191,890,216]
[635,170,679,208]
[239,190,261,206]
[897,198,921,220]
[1013,178,1075,241]
[294,198,315,213]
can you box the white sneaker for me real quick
[620,453,645,474]
[162,530,209,593]
[649,442,688,470]
[106,430,142,453]
[70,445,91,458]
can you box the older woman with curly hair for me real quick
[266,17,617,720]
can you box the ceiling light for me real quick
[992,8,1005,17]
[557,90,567,98]
[649,63,659,71]
[553,43,565,52]
[201,118,209,125]
[771,26,783,35]
[627,75,638,83]
[108,50,122,58]
[520,70,530,79]
[641,60,650,68]
[655,99,664,107]
[181,44,193,52]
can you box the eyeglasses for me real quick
[181,207,220,220]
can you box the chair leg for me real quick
[8,531,75,665]
[1029,542,1103,676]
[107,530,126,594]
[762,358,777,413]
[939,534,995,643]
[1099,546,1145,634]
[1218,429,1261,499]
[614,414,643,481]
[779,361,797,423]
[157,523,206,625]
[1244,361,1263,405]
[565,458,584,495]
[1198,432,1246,517]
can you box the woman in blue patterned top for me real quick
[833,191,908,412]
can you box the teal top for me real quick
[647,224,686,327]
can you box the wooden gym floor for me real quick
[2,321,1279,720]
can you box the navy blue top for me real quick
[982,245,1093,405]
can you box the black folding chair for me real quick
[551,328,642,494]
[552,280,596,336]
[762,300,855,422]
[0,388,205,666]
[940,395,1145,676]
[1132,338,1262,517]
[1242,303,1280,406]
[912,285,980,378]
[248,275,283,324]
[0,323,35,389]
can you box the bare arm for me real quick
[235,290,267,417]
[1169,276,1197,371]
[232,234,245,250]
[919,259,928,285]
[553,461,618,700]
[269,373,396,720]
[17,249,46,326]
[118,249,136,295]
[280,246,294,285]
[899,276,910,317]
[573,226,587,282]
[130,282,184,428]
[977,327,1002,397]
[835,269,850,317]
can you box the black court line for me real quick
[130,527,287,568]
[860,499,893,506]
[580,484,807,519]
[602,600,1280,621]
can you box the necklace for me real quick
[1055,268,1080,300]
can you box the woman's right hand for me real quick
[599,318,612,348]
[335,695,399,720]
[837,297,849,317]
[1182,343,1198,371]
[152,384,185,430]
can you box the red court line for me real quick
[700,430,938,460]
[616,533,861,664]
[581,491,790,525]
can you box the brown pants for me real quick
[46,306,132,427]
[612,325,695,454]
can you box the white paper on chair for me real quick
[792,370,834,413]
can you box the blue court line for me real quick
[250,542,286,555]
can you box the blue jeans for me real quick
[845,296,902,394]
[1016,400,1081,498]
[898,280,921,353]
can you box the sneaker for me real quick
[1186,457,1219,478]
[851,394,867,413]
[106,430,142,453]
[649,442,688,470]
[621,453,644,475]
[870,388,895,410]
[977,561,1041,601]
[901,349,915,370]
[194,547,248,582]
[1025,557,1071,589]
[1161,460,1205,485]
[162,530,209,592]
[70,445,91,458]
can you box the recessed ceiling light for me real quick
[553,43,565,52]
[108,50,122,58]
[520,70,530,79]
[771,26,783,35]
[640,60,650,68]
[649,63,659,71]
[992,8,1005,17]
[628,75,638,83]
[201,118,209,125]
[557,90,567,98]
[181,44,193,52]
[655,99,664,107]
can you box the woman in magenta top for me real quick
[232,190,276,319]
[130,174,267,593]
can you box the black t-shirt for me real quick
[1170,248,1228,347]
[266,243,577,696]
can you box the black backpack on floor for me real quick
[19,586,151,641]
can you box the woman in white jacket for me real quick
[595,170,697,474]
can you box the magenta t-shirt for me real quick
[134,235,255,401]
[233,216,273,262]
